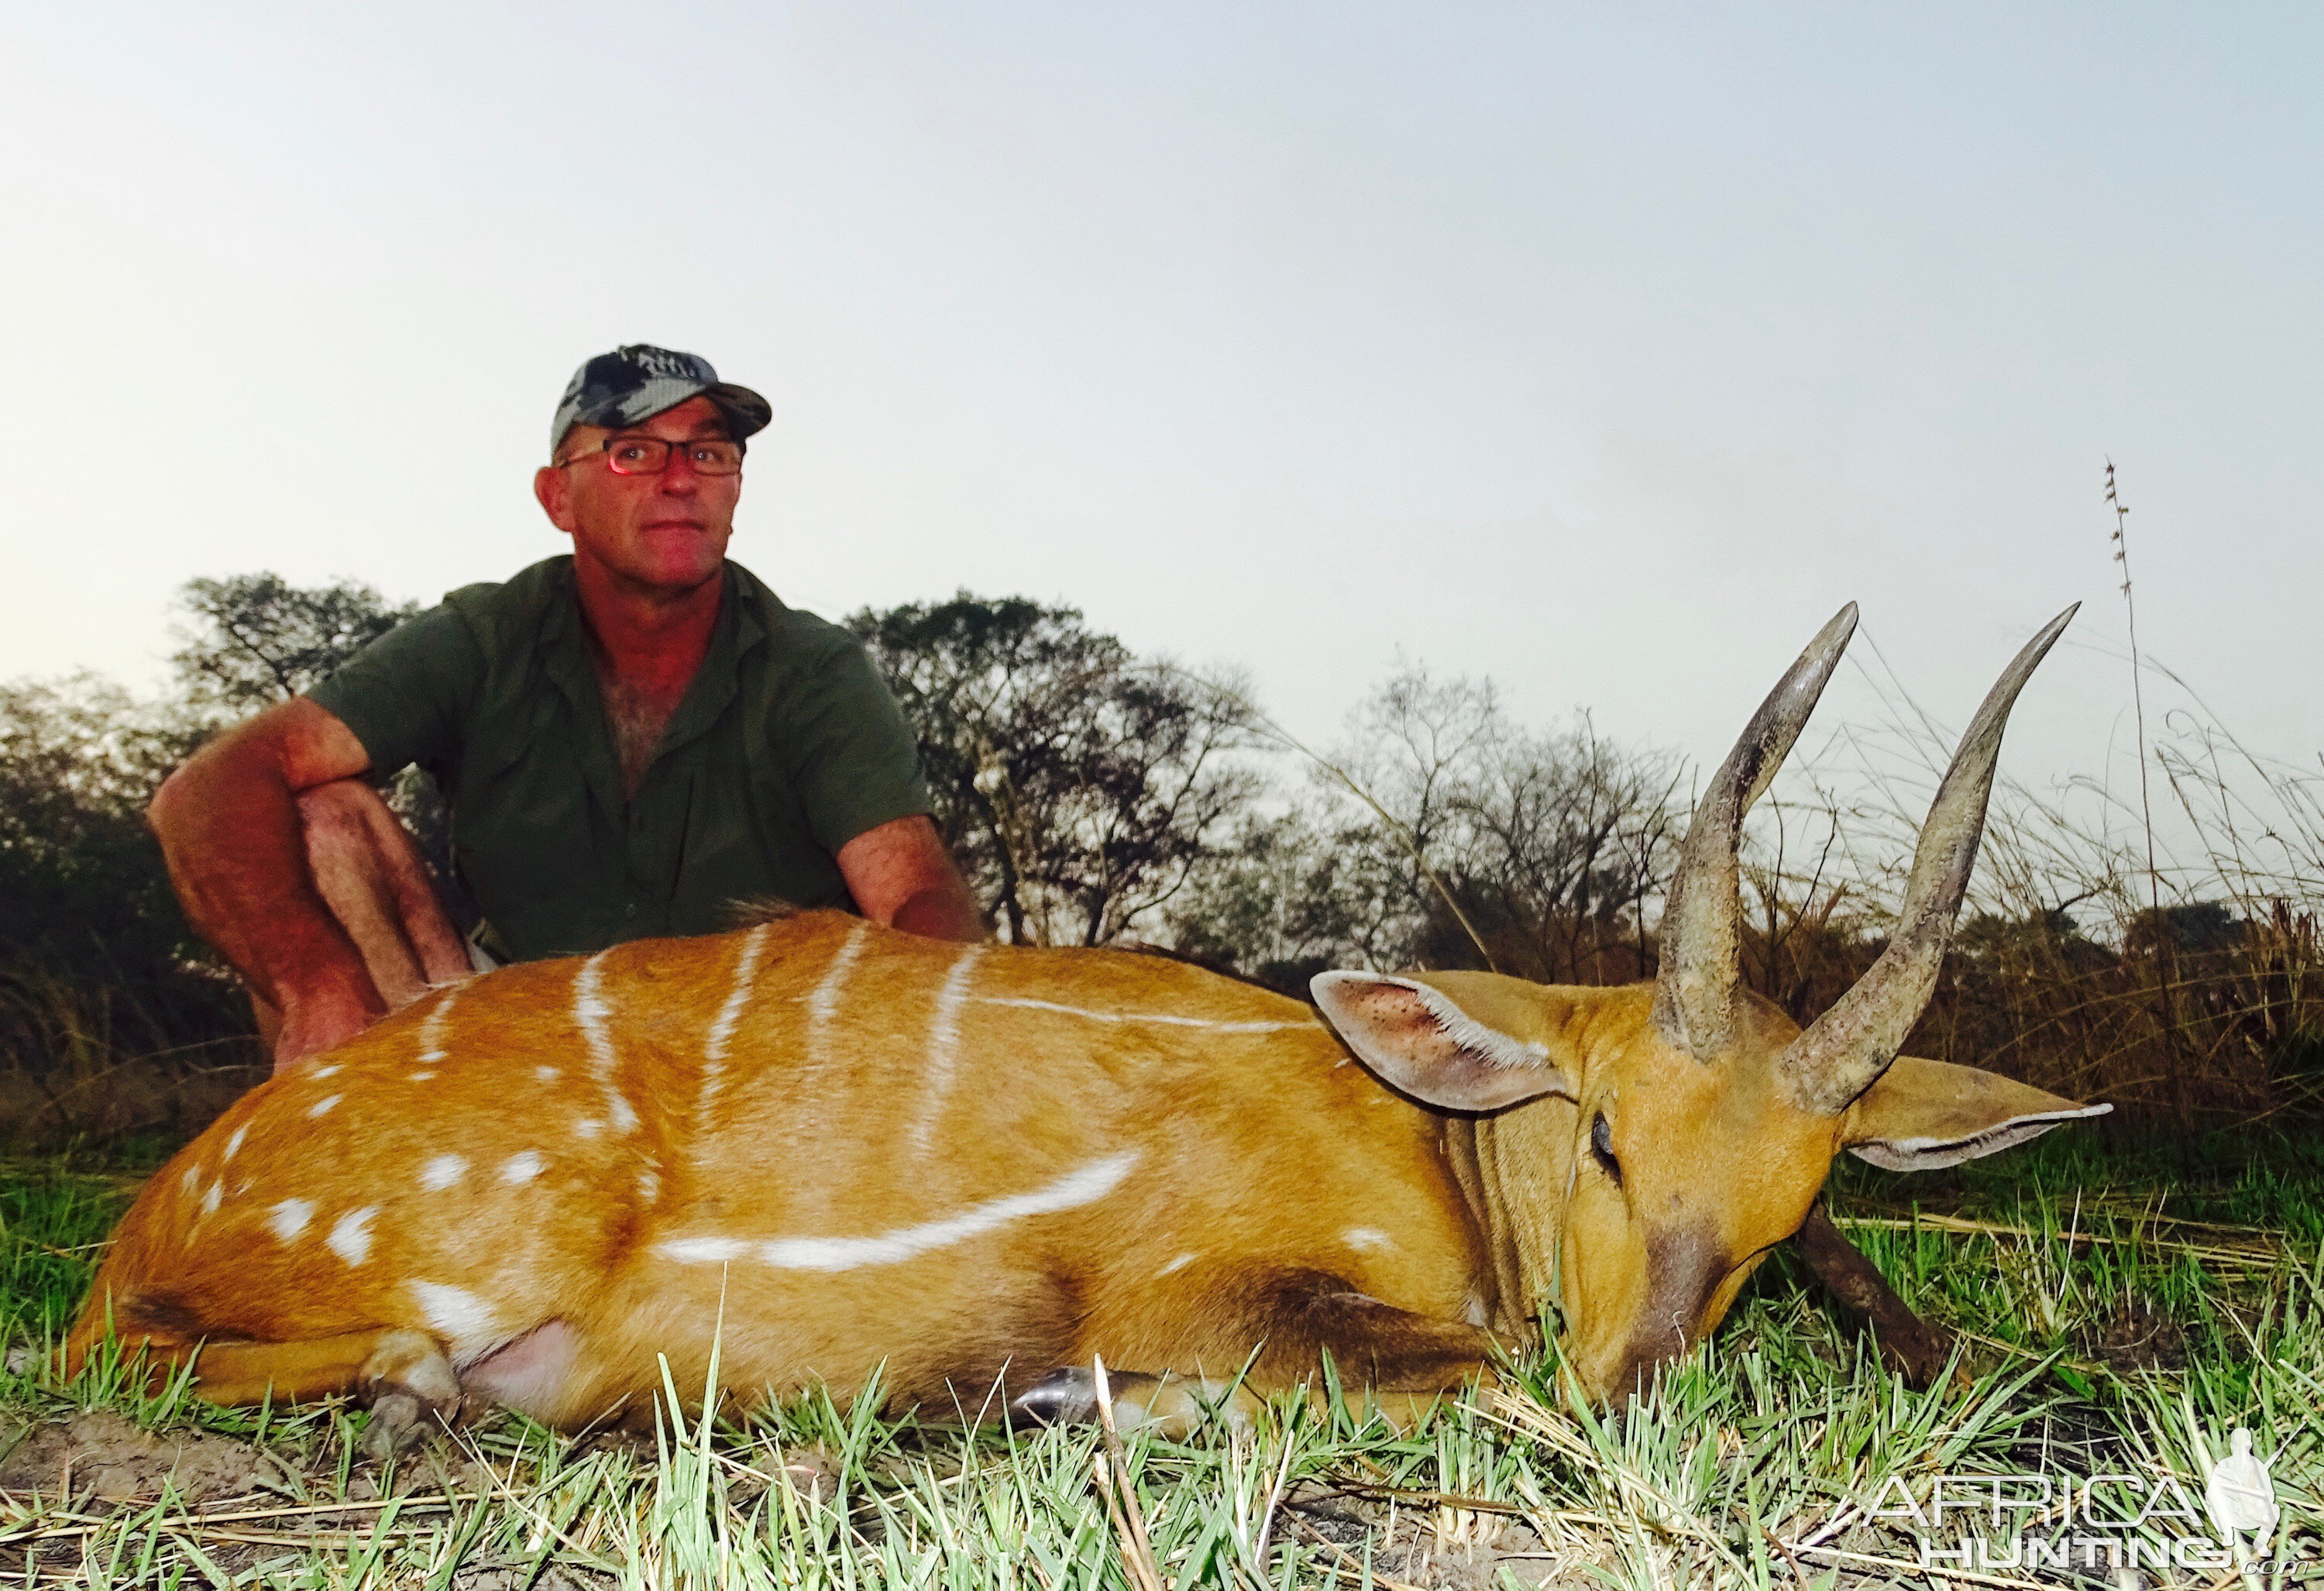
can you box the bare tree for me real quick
[1171,666,1683,988]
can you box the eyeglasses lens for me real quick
[603,438,744,476]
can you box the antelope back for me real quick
[73,913,1489,1423]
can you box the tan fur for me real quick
[70,916,1487,1423]
[68,911,2099,1421]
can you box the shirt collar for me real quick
[535,557,765,800]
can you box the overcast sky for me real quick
[4,3,2316,817]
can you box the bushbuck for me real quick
[70,604,2106,1441]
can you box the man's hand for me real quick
[148,698,389,1070]
[837,816,985,943]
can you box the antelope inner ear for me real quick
[1841,1054,2111,1171]
[1311,972,1574,1111]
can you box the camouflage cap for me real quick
[549,344,772,455]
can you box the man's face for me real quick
[533,395,742,599]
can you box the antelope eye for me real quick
[1590,1112,1621,1186]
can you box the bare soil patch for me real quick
[0,1407,283,1504]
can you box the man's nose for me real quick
[655,454,702,493]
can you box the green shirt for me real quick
[306,556,931,961]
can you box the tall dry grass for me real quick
[0,966,264,1152]
[1723,631,2324,1131]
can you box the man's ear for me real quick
[1311,971,1576,1111]
[535,465,579,534]
[1843,1054,2111,1171]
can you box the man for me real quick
[150,345,984,1072]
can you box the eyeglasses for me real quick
[556,436,745,476]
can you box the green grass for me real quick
[0,1133,2317,1587]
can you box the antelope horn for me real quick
[1651,604,1858,1059]
[1779,605,2078,1113]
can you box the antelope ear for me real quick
[1841,1054,2111,1171]
[1311,971,1576,1111]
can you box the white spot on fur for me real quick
[969,996,1307,1033]
[575,1118,603,1139]
[267,1198,315,1241]
[535,1065,559,1081]
[697,923,772,1130]
[658,1235,749,1263]
[328,1206,376,1266]
[421,1153,467,1191]
[500,1151,545,1184]
[1463,1292,1490,1328]
[1156,1252,1198,1278]
[179,1165,201,1196]
[693,1152,1142,1273]
[312,1064,341,1078]
[222,1124,248,1163]
[909,945,987,1155]
[638,1169,660,1201]
[200,1181,222,1218]
[409,1280,499,1358]
[308,1093,342,1118]
[410,1070,436,1081]
[1342,1227,1393,1252]
[609,1094,639,1134]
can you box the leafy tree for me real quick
[1164,806,1418,992]
[0,675,193,971]
[2,574,425,1080]
[170,572,452,878]
[848,593,1267,947]
[169,573,418,721]
[0,674,232,1077]
[2125,900,2242,957]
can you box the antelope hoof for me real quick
[1010,1367,1103,1427]
[360,1390,428,1461]
[357,1329,463,1460]
[1009,1368,1249,1439]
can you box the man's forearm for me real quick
[889,881,988,944]
[837,816,988,944]
[150,738,384,1031]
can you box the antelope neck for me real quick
[1439,1108,1571,1342]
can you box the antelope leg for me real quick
[1794,1203,1961,1390]
[87,1326,465,1447]
[1016,1270,1499,1438]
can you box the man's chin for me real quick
[577,548,727,601]
[638,561,726,596]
